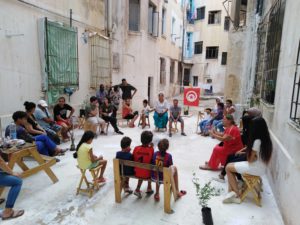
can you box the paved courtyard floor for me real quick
[1,105,284,225]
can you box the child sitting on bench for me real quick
[133,131,154,198]
[73,131,107,183]
[116,136,134,194]
[152,139,186,201]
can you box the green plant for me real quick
[192,173,221,208]
[81,95,90,109]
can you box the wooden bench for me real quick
[113,159,177,214]
[76,164,103,198]
[240,174,263,207]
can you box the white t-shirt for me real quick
[142,105,151,115]
[155,100,169,114]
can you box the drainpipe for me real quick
[181,2,187,91]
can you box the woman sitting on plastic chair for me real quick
[153,93,169,131]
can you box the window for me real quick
[162,8,166,35]
[224,16,230,31]
[170,61,175,83]
[194,41,203,54]
[90,35,111,88]
[185,32,193,58]
[196,7,205,20]
[208,11,221,24]
[160,58,166,85]
[254,0,285,104]
[206,47,219,59]
[233,0,248,28]
[129,0,140,31]
[290,40,300,127]
[171,17,176,43]
[44,18,79,105]
[256,0,264,16]
[148,3,159,36]
[193,76,199,86]
[221,52,227,65]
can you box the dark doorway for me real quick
[148,77,153,105]
[183,68,190,86]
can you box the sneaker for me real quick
[134,190,142,198]
[212,177,225,183]
[169,133,172,137]
[116,130,124,135]
[223,192,241,204]
[181,132,187,136]
[55,158,60,163]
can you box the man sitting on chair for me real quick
[169,99,186,137]
[85,96,106,135]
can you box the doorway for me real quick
[183,68,190,86]
[148,77,153,105]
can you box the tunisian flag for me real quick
[183,87,200,107]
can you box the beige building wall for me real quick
[111,0,183,109]
[0,0,106,125]
[188,0,230,94]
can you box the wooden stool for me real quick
[84,120,97,134]
[170,121,178,133]
[76,164,103,198]
[78,116,85,129]
[240,174,263,207]
[138,115,150,128]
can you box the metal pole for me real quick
[70,9,72,27]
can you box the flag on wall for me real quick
[183,87,200,106]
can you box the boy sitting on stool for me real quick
[169,99,186,137]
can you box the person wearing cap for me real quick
[34,100,67,143]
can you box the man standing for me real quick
[53,97,75,131]
[169,99,186,137]
[117,79,137,100]
[96,84,108,105]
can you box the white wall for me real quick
[0,0,105,125]
[191,0,230,94]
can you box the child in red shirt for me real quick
[133,131,154,198]
[152,139,186,201]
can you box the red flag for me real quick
[183,87,200,106]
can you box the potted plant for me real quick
[80,95,89,118]
[192,173,220,225]
[184,106,189,115]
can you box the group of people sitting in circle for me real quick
[199,99,272,204]
[73,130,187,202]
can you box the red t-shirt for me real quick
[122,105,132,118]
[133,145,154,179]
[223,125,244,154]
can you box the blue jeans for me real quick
[34,135,57,156]
[0,172,22,208]
[199,119,209,133]
[153,112,168,128]
[214,120,224,132]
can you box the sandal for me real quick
[199,165,213,170]
[96,177,107,183]
[0,198,5,204]
[2,209,25,220]
[177,190,187,198]
[154,193,160,202]
[134,190,142,198]
[124,188,133,194]
[146,189,154,195]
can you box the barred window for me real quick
[206,46,219,59]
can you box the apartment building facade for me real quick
[225,0,300,224]
[110,0,184,107]
[182,0,230,95]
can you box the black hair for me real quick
[226,99,233,105]
[122,78,126,82]
[143,99,148,104]
[158,139,169,157]
[141,131,153,145]
[217,102,224,109]
[90,96,98,103]
[73,131,95,158]
[121,136,132,149]
[247,117,273,164]
[113,86,119,92]
[205,108,212,112]
[24,101,36,112]
[12,111,27,122]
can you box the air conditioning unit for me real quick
[164,0,168,3]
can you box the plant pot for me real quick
[202,207,213,225]
[184,110,189,115]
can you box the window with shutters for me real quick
[206,47,219,59]
[162,8,166,35]
[148,2,159,37]
[160,58,166,85]
[171,17,176,43]
[224,16,230,31]
[196,7,205,20]
[129,0,140,31]
[193,76,199,86]
[208,11,221,24]
[221,52,227,65]
[194,41,203,54]
[170,60,175,83]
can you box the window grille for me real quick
[194,41,203,54]
[206,47,219,59]
[221,52,227,65]
[196,7,205,20]
[208,11,221,24]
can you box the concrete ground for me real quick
[1,100,284,225]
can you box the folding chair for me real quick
[76,164,103,198]
[240,174,263,207]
